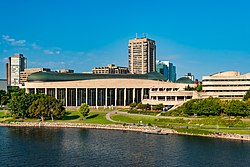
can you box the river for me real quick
[0,126,250,167]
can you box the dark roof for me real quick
[28,72,167,82]
[175,77,194,84]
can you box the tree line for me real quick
[2,88,65,121]
[166,97,250,117]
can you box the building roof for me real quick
[210,71,240,77]
[175,77,194,84]
[28,72,167,82]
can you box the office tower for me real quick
[128,37,156,74]
[156,60,176,82]
[6,54,27,86]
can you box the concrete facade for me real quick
[23,78,192,107]
[6,54,26,86]
[0,79,7,91]
[128,38,156,74]
[92,64,129,74]
[202,71,250,100]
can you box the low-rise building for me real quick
[202,71,250,100]
[22,72,193,107]
[0,79,7,91]
[20,68,51,84]
[92,64,129,74]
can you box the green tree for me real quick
[224,100,249,117]
[0,90,6,107]
[129,102,137,109]
[136,102,146,110]
[196,85,202,92]
[243,89,250,101]
[78,103,90,119]
[153,103,164,111]
[8,93,43,118]
[28,96,65,121]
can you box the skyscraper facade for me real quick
[6,54,27,86]
[128,38,156,74]
[156,60,176,82]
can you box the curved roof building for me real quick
[175,77,194,84]
[22,72,195,107]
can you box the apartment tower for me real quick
[128,37,156,74]
[6,54,27,86]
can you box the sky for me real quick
[0,0,249,80]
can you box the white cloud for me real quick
[30,43,41,49]
[2,35,26,46]
[43,49,61,55]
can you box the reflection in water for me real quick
[0,127,250,167]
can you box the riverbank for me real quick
[1,122,250,141]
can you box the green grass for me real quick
[175,128,214,135]
[51,110,114,124]
[111,114,157,124]
[206,129,250,135]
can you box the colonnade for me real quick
[27,88,150,107]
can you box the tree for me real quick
[196,85,202,92]
[78,103,90,119]
[153,103,164,111]
[243,89,250,101]
[8,93,43,118]
[28,96,65,121]
[0,90,6,107]
[224,100,249,117]
[129,102,137,109]
[136,102,146,110]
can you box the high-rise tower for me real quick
[128,37,156,74]
[6,54,27,86]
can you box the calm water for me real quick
[0,127,250,167]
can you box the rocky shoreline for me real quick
[1,122,250,141]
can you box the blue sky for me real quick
[0,0,249,80]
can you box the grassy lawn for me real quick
[111,114,157,124]
[0,110,114,124]
[46,110,114,124]
[206,129,250,135]
[110,114,250,135]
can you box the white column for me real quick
[76,88,78,106]
[35,88,37,94]
[124,88,126,106]
[65,88,68,107]
[115,88,117,107]
[45,88,47,95]
[86,88,88,105]
[133,88,135,103]
[55,88,57,99]
[105,88,108,107]
[96,88,98,107]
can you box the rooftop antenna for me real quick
[136,32,138,39]
[143,33,148,38]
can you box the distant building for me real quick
[184,73,195,81]
[92,64,129,74]
[202,71,250,100]
[58,69,74,73]
[156,60,176,82]
[128,37,156,74]
[20,68,51,84]
[6,54,27,86]
[0,79,7,91]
